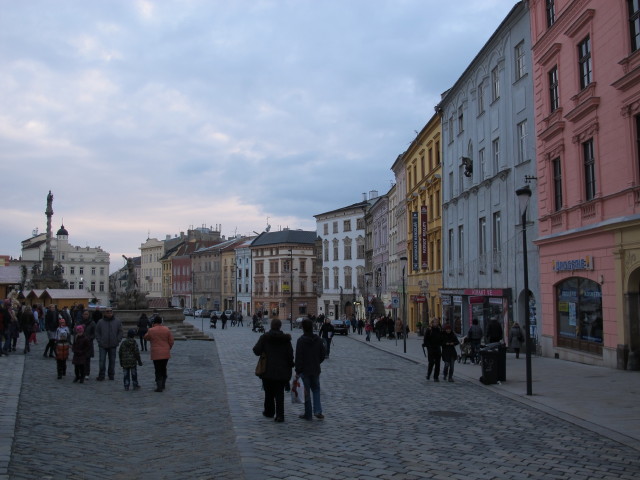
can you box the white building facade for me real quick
[315,200,369,320]
[440,2,539,340]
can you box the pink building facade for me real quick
[531,0,640,369]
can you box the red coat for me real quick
[144,325,174,360]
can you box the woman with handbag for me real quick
[252,318,294,423]
[508,322,525,359]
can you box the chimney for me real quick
[369,190,379,200]
[362,192,367,201]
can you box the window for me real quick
[343,219,351,232]
[333,267,339,290]
[493,212,502,272]
[79,267,84,275]
[356,238,365,259]
[578,36,592,89]
[435,142,440,165]
[448,229,454,271]
[91,267,96,275]
[100,267,105,275]
[70,267,75,275]
[491,66,500,101]
[636,115,640,175]
[428,148,433,171]
[457,225,464,273]
[515,41,526,80]
[299,259,306,273]
[332,221,338,234]
[556,277,603,350]
[449,172,454,200]
[333,239,339,261]
[344,238,352,260]
[458,164,464,194]
[323,223,328,235]
[420,154,425,177]
[458,106,464,133]
[69,282,75,290]
[552,158,563,211]
[479,217,487,273]
[344,267,352,290]
[90,281,96,292]
[78,281,84,290]
[631,0,640,52]
[477,82,484,114]
[549,66,559,112]
[517,121,528,163]
[584,139,596,201]
[449,116,455,143]
[492,138,500,173]
[546,0,556,27]
[356,218,365,230]
[479,148,486,179]
[323,241,329,262]
[324,269,329,289]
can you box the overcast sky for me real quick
[1,0,517,272]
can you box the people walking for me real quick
[210,311,218,329]
[72,325,90,383]
[422,318,443,382]
[43,304,59,358]
[486,316,504,344]
[365,322,372,342]
[441,323,460,382]
[466,318,483,364]
[318,317,335,358]
[221,311,228,329]
[119,329,143,391]
[295,319,325,421]
[55,318,70,379]
[252,319,294,423]
[508,322,525,359]
[95,308,123,381]
[144,316,174,392]
[137,313,150,351]
[81,310,96,380]
[18,305,34,354]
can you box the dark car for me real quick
[183,308,194,316]
[331,319,349,335]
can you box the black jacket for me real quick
[318,322,334,339]
[423,325,442,352]
[441,330,460,362]
[486,320,503,343]
[295,333,325,376]
[253,329,294,381]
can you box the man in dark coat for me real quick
[253,319,293,423]
[295,319,325,420]
[43,305,59,358]
[486,317,504,344]
[318,317,335,358]
[95,308,123,381]
[422,317,443,382]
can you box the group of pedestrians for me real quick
[253,318,325,423]
[422,318,460,382]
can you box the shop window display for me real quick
[556,277,603,352]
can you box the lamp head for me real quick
[516,185,532,216]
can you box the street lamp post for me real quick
[400,256,408,353]
[289,249,294,330]
[516,185,533,396]
[364,272,372,326]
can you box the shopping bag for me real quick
[290,375,306,404]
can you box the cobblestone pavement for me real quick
[7,323,640,480]
[201,321,640,480]
[8,335,243,480]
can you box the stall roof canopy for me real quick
[0,266,21,285]
[24,289,91,301]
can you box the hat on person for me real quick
[75,325,85,334]
[128,328,136,338]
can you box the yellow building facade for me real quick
[404,112,442,332]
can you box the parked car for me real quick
[224,310,233,317]
[183,308,194,316]
[197,309,210,318]
[211,311,223,318]
[331,319,349,335]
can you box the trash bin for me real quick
[479,348,499,385]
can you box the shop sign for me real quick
[412,211,419,271]
[466,288,506,296]
[421,206,428,269]
[411,295,426,303]
[552,256,593,272]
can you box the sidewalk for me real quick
[347,330,640,451]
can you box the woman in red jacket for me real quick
[144,316,174,392]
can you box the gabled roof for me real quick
[25,289,91,300]
[0,266,21,284]
[314,200,370,218]
[250,230,317,247]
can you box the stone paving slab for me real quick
[202,322,640,480]
[8,336,243,480]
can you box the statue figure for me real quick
[122,255,138,292]
[32,264,40,275]
[46,190,53,215]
